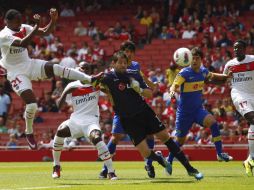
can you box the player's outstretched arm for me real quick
[11,14,40,47]
[206,72,232,84]
[36,8,58,36]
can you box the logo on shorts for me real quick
[118,83,126,91]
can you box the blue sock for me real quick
[167,140,181,164]
[145,138,155,166]
[210,123,222,155]
[103,139,117,171]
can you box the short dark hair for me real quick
[191,47,203,58]
[5,9,21,21]
[120,41,136,52]
[235,39,247,48]
[112,51,128,63]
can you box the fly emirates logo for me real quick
[9,47,26,54]
[75,94,96,105]
[232,73,253,83]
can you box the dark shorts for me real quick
[120,106,165,146]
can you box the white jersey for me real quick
[223,55,254,99]
[65,81,100,125]
[0,24,33,74]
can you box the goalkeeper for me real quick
[99,51,203,180]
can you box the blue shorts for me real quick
[175,108,209,138]
[112,114,126,134]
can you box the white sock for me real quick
[96,141,114,173]
[248,125,254,159]
[53,64,91,83]
[24,103,37,134]
[53,135,64,166]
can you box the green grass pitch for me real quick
[0,161,253,190]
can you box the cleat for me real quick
[26,134,37,150]
[108,172,118,180]
[99,168,108,179]
[217,152,233,162]
[90,72,104,87]
[188,167,204,180]
[248,159,254,167]
[145,165,155,178]
[155,151,172,175]
[52,165,61,179]
[243,160,253,177]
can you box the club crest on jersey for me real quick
[118,83,126,91]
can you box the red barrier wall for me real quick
[0,148,248,162]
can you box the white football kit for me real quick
[223,55,254,116]
[0,24,47,95]
[58,81,101,138]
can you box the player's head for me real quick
[78,61,92,75]
[120,41,136,63]
[191,47,203,70]
[5,9,22,31]
[233,39,246,61]
[112,51,128,73]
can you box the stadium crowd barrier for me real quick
[0,144,248,162]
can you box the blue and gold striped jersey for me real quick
[177,66,209,113]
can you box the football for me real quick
[173,47,192,67]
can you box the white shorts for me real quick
[233,96,254,116]
[59,119,101,139]
[7,59,47,95]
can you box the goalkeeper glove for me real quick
[130,78,143,94]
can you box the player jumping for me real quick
[0,9,102,149]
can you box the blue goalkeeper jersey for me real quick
[177,66,209,114]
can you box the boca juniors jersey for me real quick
[177,66,209,113]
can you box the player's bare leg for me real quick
[99,133,124,179]
[90,129,117,180]
[52,125,71,179]
[155,129,203,180]
[20,89,38,150]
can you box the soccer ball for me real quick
[173,47,192,67]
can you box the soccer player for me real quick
[52,62,117,180]
[223,40,254,176]
[0,9,102,149]
[167,47,233,166]
[99,51,203,180]
[100,41,157,178]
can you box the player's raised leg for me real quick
[52,124,71,179]
[43,63,103,86]
[89,129,117,180]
